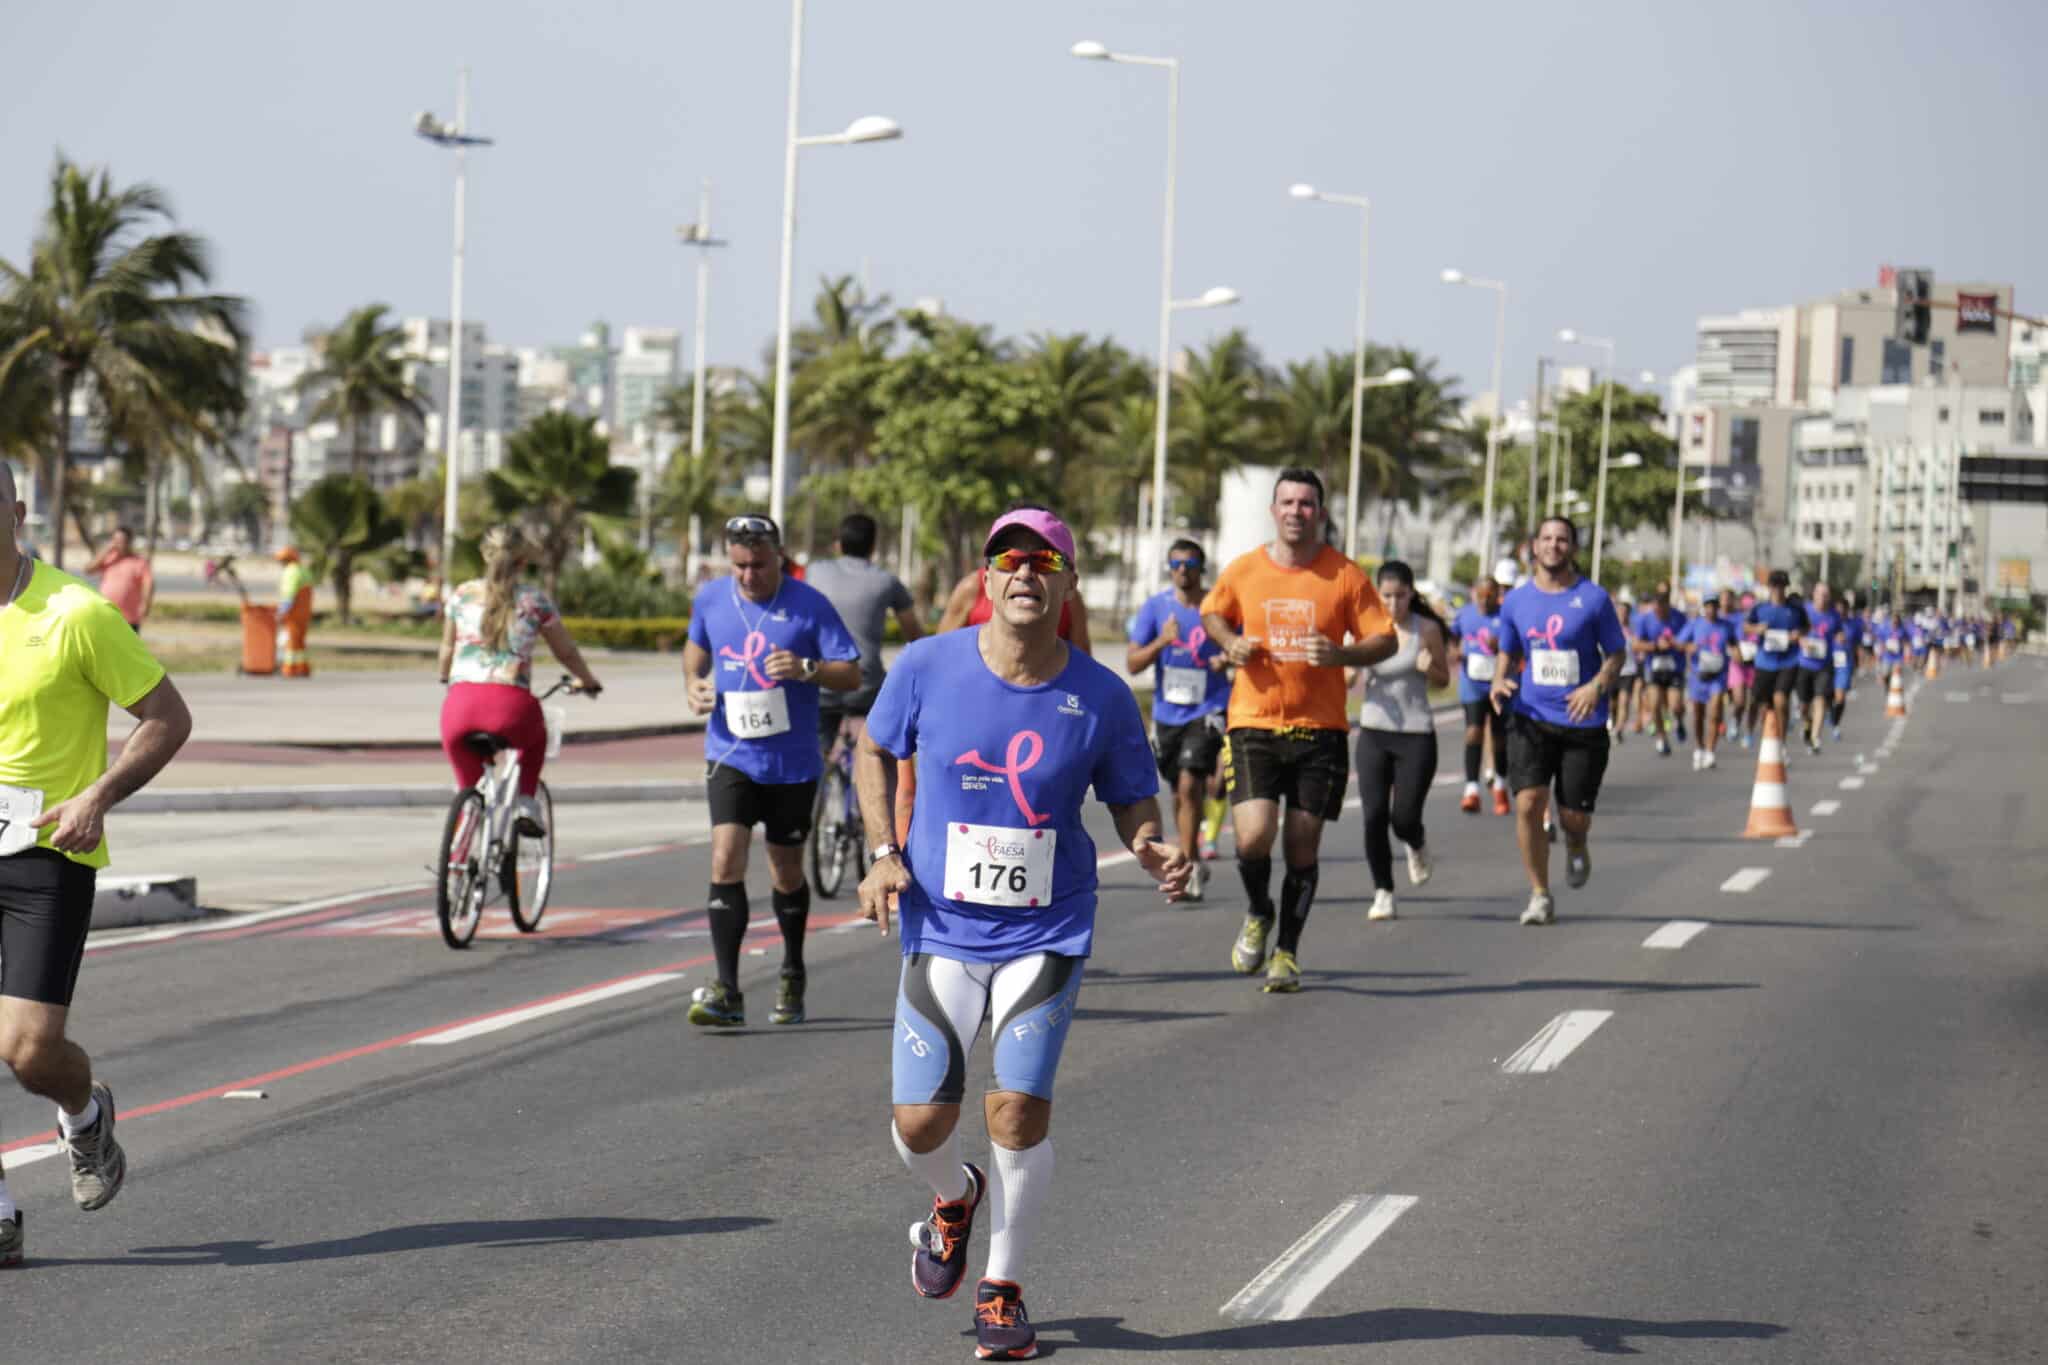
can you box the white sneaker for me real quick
[1405,843,1433,887]
[1690,749,1704,771]
[1181,861,1205,903]
[1367,889,1397,920]
[1520,891,1557,926]
[515,795,546,836]
[1702,750,1718,770]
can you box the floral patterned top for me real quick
[446,580,559,688]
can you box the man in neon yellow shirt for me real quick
[0,462,192,1264]
[275,546,314,677]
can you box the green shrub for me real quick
[553,564,693,619]
[152,600,243,623]
[560,616,692,651]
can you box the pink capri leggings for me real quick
[439,682,546,796]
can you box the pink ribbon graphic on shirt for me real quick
[720,630,776,688]
[1470,626,1497,656]
[1179,625,1209,663]
[954,730,1049,827]
[1526,614,1566,650]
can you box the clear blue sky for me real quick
[5,0,2042,401]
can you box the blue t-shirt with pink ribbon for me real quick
[688,575,860,785]
[1798,607,1842,671]
[1497,577,1628,729]
[1451,601,1506,704]
[1632,607,1688,677]
[865,629,1158,963]
[1678,614,1738,688]
[1128,590,1229,726]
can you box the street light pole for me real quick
[1530,355,1546,544]
[679,181,727,583]
[767,0,901,532]
[1559,330,1618,580]
[1290,184,1373,556]
[415,68,493,597]
[1441,269,1508,564]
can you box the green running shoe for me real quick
[769,970,806,1026]
[1230,915,1271,975]
[687,982,745,1028]
[1262,949,1302,994]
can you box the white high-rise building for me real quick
[615,327,680,435]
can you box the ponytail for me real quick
[477,526,528,651]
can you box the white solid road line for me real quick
[408,972,685,1046]
[1776,830,1814,849]
[85,880,434,952]
[574,843,675,864]
[1839,776,1866,790]
[1501,1010,1614,1074]
[1720,867,1772,894]
[1811,799,1842,816]
[1221,1194,1419,1323]
[1643,920,1709,950]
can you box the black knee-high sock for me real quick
[707,881,749,991]
[1464,738,1482,783]
[1276,864,1320,954]
[1237,856,1274,921]
[772,882,811,975]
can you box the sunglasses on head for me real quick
[986,548,1070,575]
[725,514,779,539]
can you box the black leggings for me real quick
[1356,729,1439,892]
[1461,700,1506,783]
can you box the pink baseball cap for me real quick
[983,507,1078,565]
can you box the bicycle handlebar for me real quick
[537,674,600,701]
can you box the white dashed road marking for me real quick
[1775,830,1814,848]
[1811,800,1841,816]
[1643,920,1708,949]
[1501,1010,1614,1074]
[1720,867,1772,893]
[1222,1195,1419,1322]
[409,972,685,1046]
[1839,776,1865,790]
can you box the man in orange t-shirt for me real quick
[1201,468,1394,993]
[87,527,154,633]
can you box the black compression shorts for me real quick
[0,848,97,1006]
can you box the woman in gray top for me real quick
[1354,560,1452,920]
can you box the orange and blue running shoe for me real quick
[974,1278,1037,1360]
[908,1163,985,1300]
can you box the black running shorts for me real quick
[1226,728,1349,820]
[1752,666,1799,699]
[706,765,818,846]
[1504,712,1612,814]
[1794,668,1831,704]
[1154,715,1225,784]
[0,848,98,1006]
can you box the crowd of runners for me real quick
[0,455,2025,1358]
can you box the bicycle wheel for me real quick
[809,764,852,899]
[436,789,488,949]
[508,781,554,933]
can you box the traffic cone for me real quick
[1923,651,1940,681]
[1742,708,1799,839]
[1884,668,1907,718]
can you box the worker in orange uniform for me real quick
[276,547,315,678]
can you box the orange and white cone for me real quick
[1884,668,1908,718]
[1923,651,1940,681]
[1742,708,1799,839]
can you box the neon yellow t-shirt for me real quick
[279,561,310,601]
[0,561,168,868]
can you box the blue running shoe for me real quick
[908,1163,985,1300]
[974,1279,1037,1360]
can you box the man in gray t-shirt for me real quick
[805,513,924,748]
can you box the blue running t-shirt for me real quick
[1633,607,1687,681]
[1798,607,1841,672]
[690,575,860,784]
[1497,578,1628,729]
[1451,601,1507,704]
[866,630,1158,963]
[1128,590,1229,726]
[1678,614,1736,688]
[1746,600,1807,671]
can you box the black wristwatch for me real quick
[800,656,820,681]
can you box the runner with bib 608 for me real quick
[854,506,1190,1362]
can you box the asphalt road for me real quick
[4,662,2045,1363]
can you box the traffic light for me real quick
[1894,268,1933,345]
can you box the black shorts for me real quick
[1645,658,1683,690]
[1753,666,1799,699]
[1154,714,1225,784]
[1504,712,1612,814]
[1226,728,1349,820]
[1794,668,1832,704]
[0,848,97,1006]
[706,765,818,846]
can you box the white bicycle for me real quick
[435,676,588,948]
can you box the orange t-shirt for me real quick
[1201,544,1391,732]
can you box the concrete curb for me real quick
[94,874,205,929]
[125,779,706,814]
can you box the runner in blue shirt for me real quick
[857,506,1189,1362]
[1630,587,1688,756]
[1488,515,1629,925]
[1126,537,1230,899]
[1742,569,1807,741]
[1828,591,1860,740]
[1676,596,1736,771]
[680,513,861,1028]
[1794,583,1842,754]
[1450,571,1512,815]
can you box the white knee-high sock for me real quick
[983,1139,1053,1284]
[892,1122,970,1204]
[0,1175,15,1223]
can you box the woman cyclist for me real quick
[1353,561,1451,921]
[437,526,604,830]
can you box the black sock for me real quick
[1276,864,1320,954]
[1464,739,1482,783]
[772,882,811,976]
[1237,856,1274,920]
[707,881,749,991]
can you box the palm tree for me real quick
[1023,333,1129,535]
[289,474,403,623]
[0,156,248,568]
[296,304,426,481]
[217,479,268,550]
[1170,329,1277,529]
[484,412,638,596]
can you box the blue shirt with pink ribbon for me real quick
[1497,577,1629,728]
[1451,601,1506,704]
[1128,590,1229,726]
[689,575,860,785]
[865,630,1158,963]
